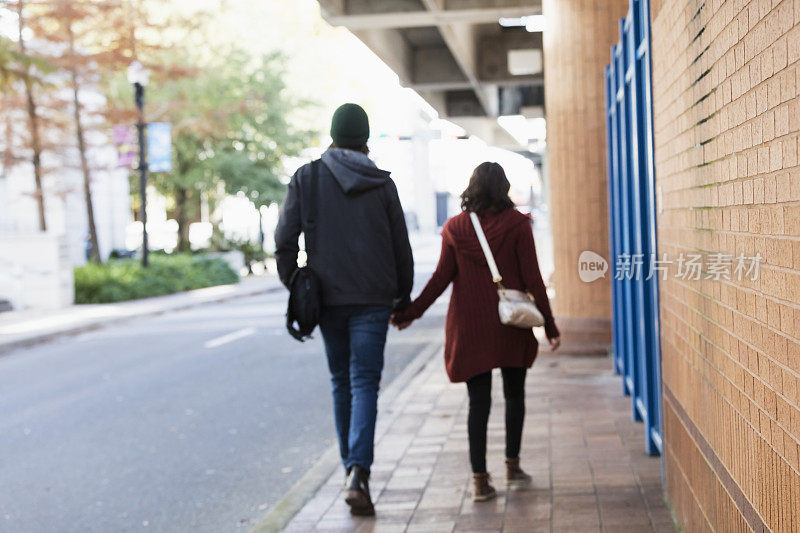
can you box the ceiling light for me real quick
[524,15,546,32]
[499,17,525,27]
[508,49,542,76]
[499,15,546,32]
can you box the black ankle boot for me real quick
[344,464,374,516]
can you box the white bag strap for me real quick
[469,212,502,284]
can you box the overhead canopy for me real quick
[318,0,546,148]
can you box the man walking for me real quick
[274,103,414,516]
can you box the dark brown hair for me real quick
[460,162,515,214]
[330,142,369,155]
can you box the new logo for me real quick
[578,251,608,282]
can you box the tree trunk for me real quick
[67,23,101,263]
[175,187,190,252]
[17,0,46,231]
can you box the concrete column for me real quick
[411,128,437,233]
[542,0,627,321]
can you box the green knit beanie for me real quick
[330,103,370,148]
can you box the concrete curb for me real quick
[0,282,284,356]
[250,340,444,533]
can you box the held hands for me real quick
[390,313,414,330]
[392,304,560,348]
[392,313,561,351]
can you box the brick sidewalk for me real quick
[283,349,677,532]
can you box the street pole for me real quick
[134,81,148,267]
[258,208,265,249]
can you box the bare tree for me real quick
[15,0,47,231]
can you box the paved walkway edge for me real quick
[250,340,444,533]
[0,281,283,356]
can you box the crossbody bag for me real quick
[469,212,545,329]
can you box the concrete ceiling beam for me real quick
[412,46,469,86]
[351,28,415,86]
[450,116,522,148]
[323,6,539,30]
[317,0,345,16]
[416,0,493,116]
[410,81,474,91]
[318,1,546,123]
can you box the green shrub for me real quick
[74,254,239,304]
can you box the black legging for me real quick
[465,367,527,474]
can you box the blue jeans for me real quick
[319,305,392,472]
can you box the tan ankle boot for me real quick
[472,473,497,502]
[506,457,532,488]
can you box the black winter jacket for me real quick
[274,148,414,310]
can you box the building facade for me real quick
[651,0,800,530]
[0,86,130,310]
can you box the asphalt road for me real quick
[0,267,447,532]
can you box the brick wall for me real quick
[651,0,800,530]
[542,0,628,320]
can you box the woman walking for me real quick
[391,161,560,501]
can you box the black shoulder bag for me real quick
[286,160,323,341]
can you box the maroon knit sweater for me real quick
[394,208,559,383]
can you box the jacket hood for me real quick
[321,147,391,194]
[443,209,530,264]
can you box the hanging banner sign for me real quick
[147,122,172,172]
[112,125,136,169]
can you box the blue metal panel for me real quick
[637,0,664,456]
[624,10,648,426]
[604,0,663,456]
[604,65,623,379]
[627,4,651,433]
[616,23,638,408]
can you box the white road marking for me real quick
[203,327,257,348]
